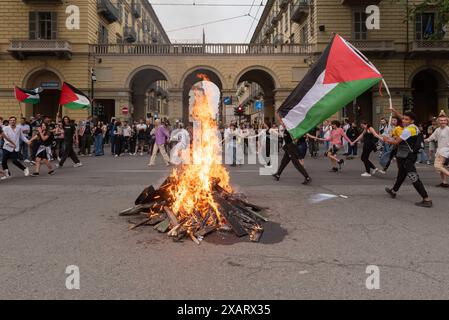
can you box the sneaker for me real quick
[435,183,449,188]
[361,172,372,177]
[272,174,280,181]
[31,172,39,177]
[415,200,433,208]
[56,164,61,169]
[24,159,31,163]
[48,170,55,175]
[385,187,396,199]
[140,152,143,156]
[148,163,154,167]
[1,171,11,180]
[24,167,30,177]
[114,154,118,158]
[302,177,312,185]
[378,169,386,174]
[371,168,378,175]
[73,163,83,168]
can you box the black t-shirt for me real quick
[42,132,54,147]
[63,124,76,143]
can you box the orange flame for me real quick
[168,76,231,227]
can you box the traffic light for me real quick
[234,105,244,116]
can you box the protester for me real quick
[1,116,30,180]
[136,119,147,156]
[113,121,123,157]
[380,116,403,173]
[57,116,82,168]
[346,122,359,159]
[148,119,170,166]
[272,130,312,185]
[426,111,449,188]
[319,120,352,172]
[28,123,55,176]
[351,121,384,177]
[383,111,432,208]
[93,122,105,156]
[170,123,190,165]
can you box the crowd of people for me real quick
[1,108,448,207]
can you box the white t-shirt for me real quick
[122,126,132,137]
[428,126,449,155]
[136,124,147,132]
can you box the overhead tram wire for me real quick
[244,1,263,43]
[150,2,266,7]
[166,14,250,33]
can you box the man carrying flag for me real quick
[277,34,383,140]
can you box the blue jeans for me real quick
[95,135,104,156]
[110,135,115,154]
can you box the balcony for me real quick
[291,0,310,25]
[132,0,142,18]
[124,26,137,43]
[341,0,381,4]
[349,40,395,54]
[97,0,120,24]
[409,40,449,52]
[271,15,279,26]
[151,32,159,44]
[9,39,72,60]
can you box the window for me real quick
[353,9,367,40]
[98,24,108,44]
[415,12,437,40]
[29,12,57,40]
[118,0,123,25]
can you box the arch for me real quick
[234,65,280,89]
[408,65,448,88]
[23,67,63,118]
[179,65,225,89]
[410,67,447,124]
[234,66,278,125]
[22,66,64,88]
[181,67,224,124]
[125,64,173,89]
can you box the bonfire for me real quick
[120,75,267,244]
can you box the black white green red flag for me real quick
[59,82,91,110]
[278,34,383,139]
[14,86,40,104]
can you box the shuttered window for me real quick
[29,12,57,40]
[353,9,367,40]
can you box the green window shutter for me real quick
[29,12,37,39]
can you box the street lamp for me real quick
[90,68,96,117]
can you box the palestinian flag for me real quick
[59,82,91,110]
[278,34,383,139]
[14,86,40,104]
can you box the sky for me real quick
[149,0,266,43]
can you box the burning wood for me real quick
[120,74,267,244]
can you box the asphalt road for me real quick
[1,149,449,299]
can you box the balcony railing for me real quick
[91,43,312,56]
[132,0,142,18]
[9,39,72,60]
[97,0,120,24]
[291,0,310,24]
[409,40,449,52]
[349,40,395,52]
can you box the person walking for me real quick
[136,119,147,156]
[318,120,352,172]
[272,129,312,185]
[351,121,384,177]
[426,111,449,187]
[57,116,82,169]
[148,119,170,166]
[346,122,359,159]
[79,117,93,156]
[383,111,432,208]
[93,122,105,156]
[113,121,123,157]
[1,116,30,180]
[380,116,403,173]
[29,123,55,176]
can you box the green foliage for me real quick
[406,0,449,40]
